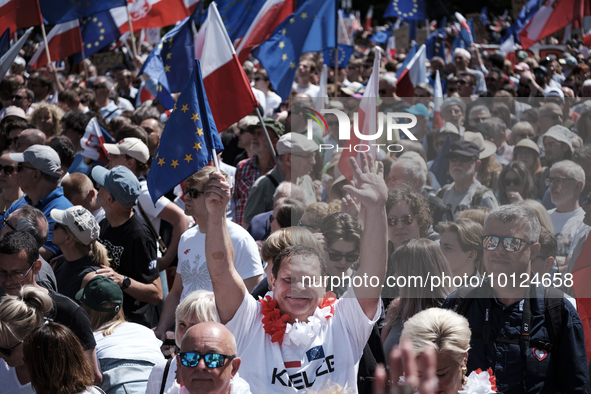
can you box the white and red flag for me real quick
[396,44,427,100]
[81,118,111,164]
[364,5,373,31]
[234,0,294,64]
[433,70,444,130]
[110,0,192,34]
[500,35,516,66]
[199,2,259,131]
[338,48,381,181]
[0,0,43,34]
[28,20,83,70]
[519,0,589,50]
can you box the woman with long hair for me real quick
[0,286,53,393]
[497,161,535,205]
[50,206,110,300]
[381,239,454,357]
[23,322,99,394]
[512,138,545,199]
[76,276,164,394]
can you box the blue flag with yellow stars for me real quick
[73,10,122,63]
[39,0,126,25]
[147,59,224,206]
[252,0,335,101]
[384,0,426,21]
[323,44,354,68]
[138,15,194,94]
[370,30,391,44]
[216,0,267,41]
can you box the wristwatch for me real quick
[121,276,131,290]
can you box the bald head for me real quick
[179,322,240,394]
[61,173,100,212]
[17,128,46,152]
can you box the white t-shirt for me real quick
[224,289,380,393]
[135,179,170,234]
[264,91,282,118]
[441,181,499,220]
[94,322,164,366]
[177,220,263,301]
[0,359,34,394]
[549,207,590,257]
[296,83,320,98]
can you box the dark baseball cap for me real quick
[91,165,141,206]
[75,275,123,312]
[445,140,480,159]
[247,118,285,138]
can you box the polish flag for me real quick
[433,70,444,130]
[519,0,587,50]
[81,118,113,164]
[500,35,516,66]
[28,20,83,70]
[455,12,473,45]
[235,0,294,64]
[0,0,42,33]
[396,44,427,100]
[200,2,259,131]
[386,35,396,59]
[584,28,591,47]
[338,48,381,181]
[110,0,191,34]
[364,5,373,31]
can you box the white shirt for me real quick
[94,322,164,366]
[264,91,282,118]
[177,220,263,301]
[224,289,380,393]
[295,83,320,98]
[0,359,34,394]
[549,207,590,257]
[134,179,170,234]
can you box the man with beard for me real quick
[440,140,499,219]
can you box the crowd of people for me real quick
[2,14,591,394]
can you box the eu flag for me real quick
[323,44,354,68]
[306,345,325,362]
[370,30,391,44]
[75,11,121,61]
[216,0,267,41]
[301,0,336,53]
[147,59,224,205]
[504,0,542,42]
[139,15,194,94]
[384,0,426,21]
[39,0,126,25]
[432,134,453,187]
[253,0,335,100]
[425,29,446,61]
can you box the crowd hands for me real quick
[2,14,591,394]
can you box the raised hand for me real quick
[204,171,232,217]
[342,153,388,210]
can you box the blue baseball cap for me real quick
[91,165,140,206]
[404,103,429,118]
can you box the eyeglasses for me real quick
[541,113,562,121]
[448,155,476,163]
[471,116,489,123]
[179,352,235,368]
[534,73,547,78]
[184,188,204,199]
[387,214,414,227]
[503,178,520,187]
[379,89,388,95]
[269,214,275,223]
[17,163,36,172]
[11,94,24,100]
[456,79,467,85]
[0,341,22,358]
[253,77,263,81]
[327,249,360,263]
[2,216,16,231]
[292,153,315,160]
[7,136,19,146]
[0,164,16,175]
[92,85,108,90]
[0,261,35,281]
[545,177,576,187]
[482,235,534,252]
[447,88,457,93]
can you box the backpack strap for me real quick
[544,287,564,351]
[447,285,479,316]
[159,357,173,394]
[471,185,493,207]
[266,173,279,188]
[436,184,452,200]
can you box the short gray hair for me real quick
[468,105,491,120]
[391,159,427,190]
[454,48,471,60]
[484,117,507,135]
[273,182,305,203]
[174,290,217,347]
[415,82,433,96]
[550,160,585,189]
[95,76,114,91]
[484,205,541,242]
[379,73,397,88]
[12,206,48,249]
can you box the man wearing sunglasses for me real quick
[443,205,589,393]
[537,103,564,138]
[440,140,499,219]
[178,322,247,394]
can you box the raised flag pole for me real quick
[40,24,52,65]
[126,6,138,57]
[255,107,283,180]
[334,1,339,97]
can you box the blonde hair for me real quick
[517,199,554,233]
[83,303,126,336]
[438,218,485,275]
[261,227,323,263]
[457,207,490,226]
[305,383,354,394]
[185,166,228,189]
[0,286,52,347]
[175,290,217,347]
[31,102,64,137]
[400,308,471,365]
[61,224,110,268]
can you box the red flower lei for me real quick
[259,292,337,345]
[474,368,498,392]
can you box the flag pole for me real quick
[40,24,52,65]
[126,6,138,57]
[255,107,283,180]
[333,1,339,98]
[212,149,221,172]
